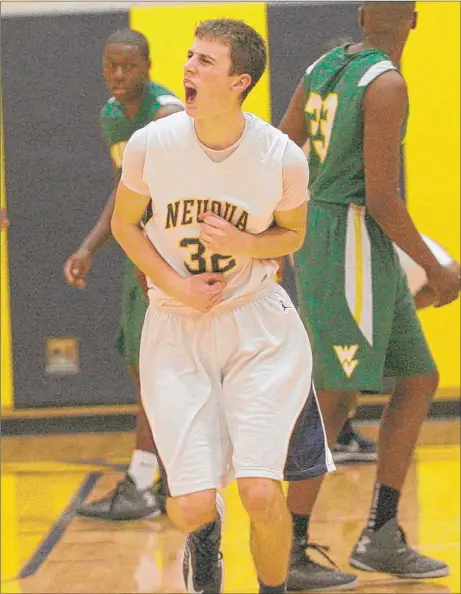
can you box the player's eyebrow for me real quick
[199,52,216,63]
[188,50,217,64]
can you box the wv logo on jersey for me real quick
[334,345,359,378]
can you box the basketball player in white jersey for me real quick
[111,18,334,594]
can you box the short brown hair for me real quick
[194,18,267,101]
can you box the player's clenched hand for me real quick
[426,263,460,308]
[172,273,226,312]
[63,248,93,289]
[199,212,248,256]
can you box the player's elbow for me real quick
[365,194,394,222]
[365,197,381,220]
[291,227,306,252]
[110,211,126,244]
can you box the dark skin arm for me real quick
[81,167,119,254]
[63,166,119,288]
[363,71,459,307]
[279,79,309,148]
[63,103,183,288]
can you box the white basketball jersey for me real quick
[141,111,290,311]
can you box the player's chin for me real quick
[185,103,199,117]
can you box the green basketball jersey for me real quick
[99,81,182,173]
[99,81,182,367]
[303,45,405,206]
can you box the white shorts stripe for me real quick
[345,205,373,345]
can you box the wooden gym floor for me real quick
[1,420,459,594]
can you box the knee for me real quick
[425,369,440,400]
[168,490,217,533]
[394,369,440,405]
[415,369,440,403]
[238,478,282,519]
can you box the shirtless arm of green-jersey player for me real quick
[279,72,459,307]
[363,71,459,307]
[63,103,182,288]
[279,79,308,149]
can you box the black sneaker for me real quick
[183,492,225,593]
[333,419,377,463]
[77,473,166,520]
[288,539,358,591]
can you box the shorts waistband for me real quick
[148,280,278,317]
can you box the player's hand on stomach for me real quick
[170,272,226,313]
[426,263,461,307]
[63,248,93,289]
[199,212,248,256]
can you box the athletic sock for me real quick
[292,513,310,544]
[128,449,159,491]
[258,580,287,594]
[367,482,400,531]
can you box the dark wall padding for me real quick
[268,2,361,126]
[2,11,134,407]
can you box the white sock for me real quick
[128,449,159,491]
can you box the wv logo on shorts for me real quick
[334,345,359,378]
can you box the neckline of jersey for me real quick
[190,113,253,163]
[342,43,391,61]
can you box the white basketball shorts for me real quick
[139,283,334,497]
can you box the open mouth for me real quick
[184,85,197,105]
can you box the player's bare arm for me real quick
[79,164,121,254]
[364,71,460,307]
[200,143,308,259]
[199,203,306,259]
[63,164,120,288]
[64,98,184,289]
[112,181,225,312]
[279,79,308,148]
[79,103,184,254]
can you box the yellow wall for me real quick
[130,2,270,123]
[1,91,14,410]
[403,2,460,394]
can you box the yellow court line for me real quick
[2,461,108,474]
[1,87,14,411]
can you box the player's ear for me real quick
[358,6,364,28]
[232,74,251,97]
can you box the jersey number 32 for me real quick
[180,238,236,274]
